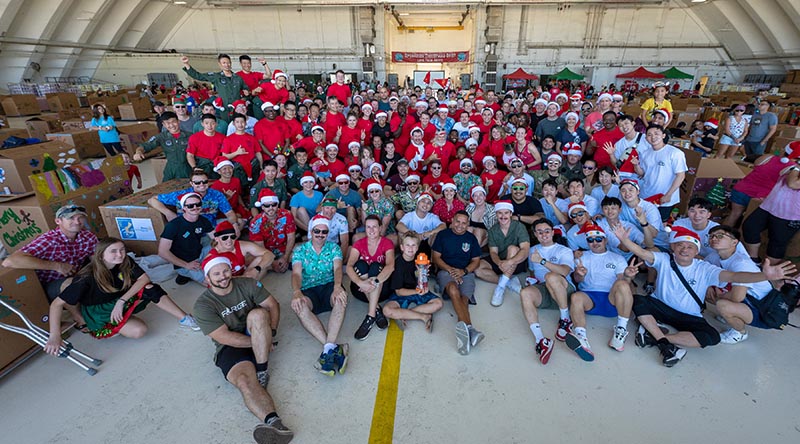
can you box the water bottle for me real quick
[415,252,430,294]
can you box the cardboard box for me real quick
[25,116,63,140]
[0,267,50,372]
[0,193,54,253]
[0,128,31,145]
[61,119,90,132]
[46,130,106,158]
[118,97,153,121]
[777,125,800,139]
[1,95,40,116]
[27,155,130,206]
[58,108,93,121]
[0,141,80,194]
[678,148,745,214]
[87,95,124,119]
[45,93,80,112]
[673,111,700,129]
[99,179,187,256]
[152,157,167,183]
[118,123,161,157]
[768,136,797,153]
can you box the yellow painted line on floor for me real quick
[368,321,404,444]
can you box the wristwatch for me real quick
[254,265,262,272]
[539,258,548,266]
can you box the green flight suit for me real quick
[139,131,192,181]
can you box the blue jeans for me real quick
[176,241,212,284]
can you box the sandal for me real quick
[425,315,434,333]
[74,323,90,334]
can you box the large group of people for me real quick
[4,53,799,444]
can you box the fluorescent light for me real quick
[174,1,187,4]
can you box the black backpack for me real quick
[746,281,800,329]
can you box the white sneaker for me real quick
[491,286,506,307]
[720,328,748,344]
[609,326,628,352]
[506,277,522,294]
[179,315,201,331]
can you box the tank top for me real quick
[760,176,800,221]
[733,155,786,199]
[212,242,247,276]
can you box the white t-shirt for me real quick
[325,212,350,244]
[655,218,748,258]
[704,250,772,300]
[581,194,600,217]
[528,243,575,284]
[226,116,259,135]
[578,250,629,292]
[620,199,666,246]
[638,145,687,206]
[646,252,723,317]
[566,224,589,251]
[452,121,475,142]
[399,211,443,239]
[614,134,652,164]
[597,218,644,260]
[590,184,620,203]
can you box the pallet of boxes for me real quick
[0,151,132,375]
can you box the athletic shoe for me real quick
[468,325,485,348]
[555,318,573,342]
[317,350,336,377]
[566,332,595,362]
[375,306,388,330]
[332,343,349,374]
[178,315,201,331]
[354,315,376,341]
[253,418,294,444]
[608,326,628,352]
[506,277,522,294]
[535,337,554,365]
[256,370,269,389]
[175,275,190,285]
[659,342,686,367]
[644,283,655,295]
[456,321,471,355]
[635,325,657,348]
[491,286,505,307]
[720,328,749,344]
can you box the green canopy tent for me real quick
[552,68,584,80]
[659,67,694,79]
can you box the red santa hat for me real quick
[612,94,624,101]
[619,178,640,191]
[569,93,583,101]
[494,200,514,213]
[568,201,588,216]
[367,162,383,175]
[272,69,287,82]
[213,157,234,172]
[547,101,560,109]
[410,126,424,135]
[482,155,497,166]
[254,188,279,208]
[214,220,237,237]
[375,111,388,119]
[465,138,479,148]
[577,222,606,238]
[348,141,361,150]
[309,214,330,231]
[348,163,362,173]
[179,192,202,208]
[669,226,701,249]
[783,141,800,163]
[556,93,568,101]
[441,181,457,192]
[366,181,383,193]
[210,96,225,111]
[644,193,664,205]
[534,98,548,107]
[460,158,474,168]
[438,105,449,113]
[510,177,528,188]
[564,142,582,157]
[299,170,316,185]
[704,118,719,129]
[565,112,580,122]
[325,143,338,151]
[547,153,563,164]
[470,185,487,197]
[202,254,232,276]
[405,174,421,183]
[416,193,434,203]
[335,173,350,183]
[231,99,248,110]
[415,100,428,109]
[654,108,672,124]
[475,99,487,106]
[311,125,325,133]
[261,101,279,111]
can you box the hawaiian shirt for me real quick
[248,208,295,255]
[292,241,342,290]
[364,197,397,234]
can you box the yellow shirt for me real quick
[640,98,673,121]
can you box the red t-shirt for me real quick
[422,172,454,195]
[423,142,455,170]
[591,127,624,170]
[338,125,363,157]
[431,198,466,225]
[323,111,347,143]
[283,116,303,142]
[211,242,247,276]
[211,177,248,217]
[353,236,394,265]
[293,136,326,154]
[358,118,373,143]
[327,82,352,106]
[480,169,506,203]
[254,118,288,155]
[236,70,264,91]
[187,131,225,161]
[222,133,259,178]
[257,81,289,106]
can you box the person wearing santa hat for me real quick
[157,192,215,285]
[535,102,566,142]
[567,223,638,360]
[517,218,574,365]
[210,158,249,219]
[181,53,248,110]
[150,170,240,229]
[390,172,423,219]
[336,115,366,158]
[253,101,290,158]
[322,95,347,144]
[431,104,455,135]
[688,118,718,157]
[584,93,613,135]
[324,172,362,231]
[396,193,446,257]
[559,142,585,182]
[564,201,594,250]
[531,153,567,198]
[453,158,484,204]
[638,81,672,127]
[249,160,288,216]
[589,112,624,170]
[498,177,545,232]
[613,224,796,367]
[611,94,625,114]
[290,214,350,376]
[209,220,274,281]
[475,200,529,306]
[431,181,466,225]
[248,188,296,273]
[421,158,453,200]
[289,171,324,233]
[452,111,476,142]
[639,124,688,220]
[192,255,293,443]
[222,113,262,186]
[251,68,290,118]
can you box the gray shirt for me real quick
[745,112,777,143]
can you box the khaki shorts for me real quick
[530,280,576,310]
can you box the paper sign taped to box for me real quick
[115,217,157,241]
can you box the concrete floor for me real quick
[0,128,799,443]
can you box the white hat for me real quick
[547,153,563,164]
[465,138,479,148]
[309,215,330,230]
[411,126,424,135]
[482,155,497,165]
[415,100,428,108]
[460,158,474,167]
[325,143,339,151]
[203,256,231,276]
[179,192,202,208]
[598,93,613,102]
[416,193,434,203]
[475,99,487,105]
[441,182,457,192]
[299,173,316,185]
[494,200,514,213]
[361,103,373,110]
[348,141,361,149]
[556,93,568,101]
[213,159,234,172]
[405,174,421,183]
[311,125,325,133]
[565,112,579,122]
[348,164,362,172]
[375,111,388,119]
[260,101,279,111]
[470,185,487,197]
[534,98,548,107]
[335,173,350,182]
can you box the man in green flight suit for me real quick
[181,53,248,118]
[133,111,192,181]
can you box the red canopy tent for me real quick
[503,68,538,80]
[616,67,665,79]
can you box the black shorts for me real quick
[485,255,528,276]
[742,207,800,259]
[633,295,720,347]
[303,281,334,314]
[215,345,256,379]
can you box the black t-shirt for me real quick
[431,228,481,269]
[60,261,145,306]
[499,194,544,217]
[390,255,418,292]
[372,122,393,145]
[161,216,214,262]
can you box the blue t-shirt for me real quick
[290,191,324,217]
[158,187,233,224]
[431,228,481,269]
[556,127,589,147]
[324,188,362,217]
[91,116,120,143]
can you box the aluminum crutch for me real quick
[0,299,102,375]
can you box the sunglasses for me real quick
[263,203,278,208]
[312,229,329,235]
[63,205,86,212]
[173,105,186,108]
[369,190,381,194]
[511,186,526,191]
[184,202,202,209]
[192,180,209,185]
[571,211,587,218]
[406,181,419,185]
[734,109,744,113]
[218,234,236,241]
[431,166,442,169]
[613,99,624,103]
[338,181,350,185]
[582,166,595,170]
[511,163,523,168]
[586,236,605,243]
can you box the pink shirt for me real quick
[353,237,394,265]
[733,155,786,199]
[760,175,800,220]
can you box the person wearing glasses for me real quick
[611,94,625,115]
[452,158,483,204]
[564,201,594,251]
[158,192,215,285]
[249,189,296,274]
[209,221,274,281]
[170,96,199,134]
[133,111,192,181]
[531,153,567,199]
[149,169,241,229]
[498,178,545,232]
[390,173,423,220]
[564,224,637,362]
[716,104,750,159]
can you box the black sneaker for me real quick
[659,342,686,367]
[253,417,294,444]
[175,275,190,285]
[375,306,388,330]
[635,325,658,348]
[354,315,376,340]
[644,283,655,295]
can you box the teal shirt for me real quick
[292,241,342,290]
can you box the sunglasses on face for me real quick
[511,163,523,168]
[192,180,209,185]
[613,99,623,103]
[338,181,349,185]
[431,166,442,169]
[263,203,278,208]
[511,186,526,191]
[184,202,202,209]
[312,229,329,235]
[369,190,381,194]
[407,181,419,185]
[571,211,587,218]
[173,105,186,108]
[583,166,595,170]
[586,236,605,243]
[218,234,236,241]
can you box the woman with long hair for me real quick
[90,103,126,156]
[716,104,750,159]
[44,238,199,354]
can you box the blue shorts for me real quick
[743,298,775,330]
[387,291,439,309]
[584,291,618,318]
[729,189,751,207]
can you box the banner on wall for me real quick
[392,51,470,63]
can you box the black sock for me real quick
[264,412,278,424]
[656,337,670,350]
[255,361,268,372]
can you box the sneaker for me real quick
[565,332,595,362]
[635,325,657,348]
[608,326,628,352]
[375,306,388,330]
[455,321,471,355]
[175,275,190,285]
[491,286,506,307]
[317,349,336,377]
[332,343,349,374]
[468,325,485,348]
[659,342,686,367]
[506,277,522,294]
[720,328,748,344]
[256,370,269,389]
[178,315,201,331]
[555,318,573,342]
[644,283,655,295]
[535,337,554,365]
[354,315,376,340]
[253,418,294,444]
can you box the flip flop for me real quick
[426,315,434,333]
[74,323,90,334]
